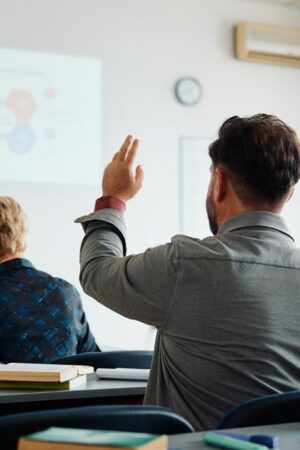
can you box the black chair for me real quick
[0,404,194,450]
[52,350,153,370]
[217,389,300,429]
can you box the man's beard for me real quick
[206,192,218,235]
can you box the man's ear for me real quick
[214,166,227,202]
[287,186,295,203]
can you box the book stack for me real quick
[18,427,168,450]
[0,363,94,390]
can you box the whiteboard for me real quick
[0,48,101,185]
[179,137,300,245]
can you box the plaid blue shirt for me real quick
[0,258,99,363]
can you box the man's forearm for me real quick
[76,206,126,294]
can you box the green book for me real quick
[18,427,168,450]
[0,374,87,390]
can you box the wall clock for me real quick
[175,77,203,106]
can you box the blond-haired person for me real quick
[0,196,99,363]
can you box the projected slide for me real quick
[0,48,101,185]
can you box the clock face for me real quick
[175,77,203,106]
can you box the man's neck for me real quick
[218,203,283,230]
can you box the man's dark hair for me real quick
[209,114,300,205]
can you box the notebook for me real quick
[18,427,167,450]
[96,368,149,381]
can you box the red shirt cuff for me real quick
[94,196,126,214]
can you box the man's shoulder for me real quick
[171,231,300,268]
[171,233,225,260]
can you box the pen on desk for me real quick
[215,431,279,449]
[203,432,269,450]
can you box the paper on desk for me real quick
[96,368,150,381]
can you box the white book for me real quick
[96,368,150,381]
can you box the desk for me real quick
[169,422,300,449]
[0,374,146,415]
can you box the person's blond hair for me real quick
[0,196,28,258]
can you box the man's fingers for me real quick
[126,139,139,165]
[112,152,119,162]
[118,135,132,160]
[135,164,144,184]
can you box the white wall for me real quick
[0,0,300,349]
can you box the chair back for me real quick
[52,350,153,370]
[218,390,300,429]
[0,404,194,450]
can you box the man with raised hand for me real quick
[76,114,300,430]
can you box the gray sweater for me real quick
[76,210,300,431]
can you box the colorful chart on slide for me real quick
[0,48,101,185]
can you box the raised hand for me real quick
[102,135,144,203]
